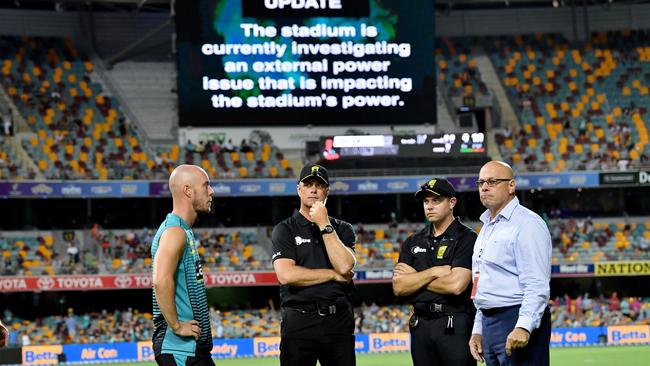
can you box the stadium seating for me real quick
[0,36,161,179]
[436,37,489,97]
[0,136,36,179]
[483,33,650,171]
[0,232,58,276]
[550,218,650,265]
[91,227,266,273]
[354,224,419,268]
[156,140,293,179]
[551,294,650,328]
[4,299,649,346]
[2,218,649,276]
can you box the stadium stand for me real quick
[0,136,37,179]
[0,36,292,180]
[2,218,650,276]
[156,138,293,179]
[0,227,268,275]
[550,218,650,264]
[551,293,650,328]
[481,33,650,172]
[3,299,649,346]
[436,37,489,98]
[0,36,162,179]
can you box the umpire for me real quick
[392,178,477,366]
[272,163,357,366]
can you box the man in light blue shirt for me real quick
[468,161,551,366]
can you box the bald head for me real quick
[480,161,514,180]
[169,165,208,197]
[478,160,515,216]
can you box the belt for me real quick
[413,302,469,317]
[283,297,350,316]
[480,304,520,317]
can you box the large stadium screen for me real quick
[175,0,436,126]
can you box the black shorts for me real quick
[155,354,215,366]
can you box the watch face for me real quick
[322,225,334,234]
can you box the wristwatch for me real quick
[320,224,335,235]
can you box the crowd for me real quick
[3,296,649,346]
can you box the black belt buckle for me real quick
[429,303,443,313]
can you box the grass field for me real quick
[104,345,650,366]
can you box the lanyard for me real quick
[471,217,498,300]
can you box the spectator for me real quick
[609,292,620,311]
[65,309,78,340]
[222,139,235,153]
[1,113,11,136]
[66,242,80,263]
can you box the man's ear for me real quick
[183,184,192,198]
[449,197,457,209]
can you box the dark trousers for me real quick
[409,312,476,366]
[280,306,355,366]
[482,305,551,366]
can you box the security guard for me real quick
[393,178,477,366]
[272,164,357,366]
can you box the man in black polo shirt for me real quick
[272,163,357,366]
[393,178,477,366]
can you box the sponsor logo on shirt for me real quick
[437,246,447,259]
[411,246,426,254]
[294,236,311,245]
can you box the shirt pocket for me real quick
[481,227,515,265]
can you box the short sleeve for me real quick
[336,221,356,249]
[451,230,477,270]
[397,235,415,266]
[271,223,296,262]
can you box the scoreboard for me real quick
[321,133,487,160]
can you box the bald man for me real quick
[152,165,215,366]
[468,161,551,366]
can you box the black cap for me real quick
[298,164,329,186]
[414,178,456,199]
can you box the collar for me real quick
[168,213,190,230]
[425,217,462,239]
[292,209,313,227]
[480,196,519,224]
